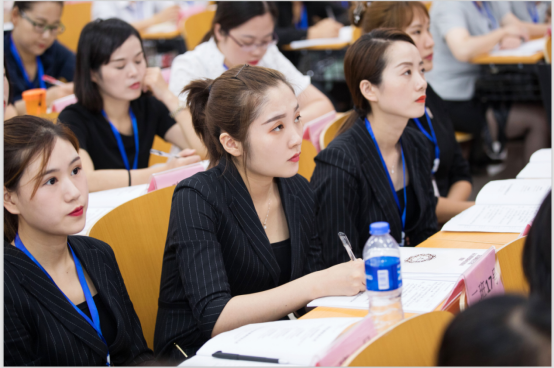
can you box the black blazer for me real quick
[311,117,438,267]
[407,85,472,197]
[154,158,323,364]
[4,236,154,366]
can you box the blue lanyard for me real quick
[14,234,110,365]
[412,109,440,174]
[10,35,46,90]
[223,63,229,70]
[365,118,406,246]
[295,4,309,30]
[527,2,539,23]
[473,2,498,30]
[102,108,139,171]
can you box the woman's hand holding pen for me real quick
[164,148,201,170]
[311,259,366,300]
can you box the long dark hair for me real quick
[183,65,292,170]
[338,28,416,136]
[74,18,145,113]
[523,191,551,301]
[201,1,278,44]
[4,116,79,242]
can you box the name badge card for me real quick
[463,246,505,306]
[148,162,205,192]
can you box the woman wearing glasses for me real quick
[168,1,334,133]
[4,1,74,115]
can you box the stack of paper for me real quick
[308,248,487,314]
[179,318,362,366]
[442,179,551,233]
[517,148,552,179]
[489,37,546,57]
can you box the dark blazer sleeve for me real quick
[168,179,231,340]
[4,265,41,366]
[311,147,361,267]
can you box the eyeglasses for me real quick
[20,11,65,35]
[227,32,278,52]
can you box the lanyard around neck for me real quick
[102,108,139,171]
[14,234,110,365]
[10,35,46,90]
[412,109,440,174]
[527,2,539,23]
[364,117,406,246]
[473,2,498,30]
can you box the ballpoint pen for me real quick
[174,343,188,358]
[212,351,288,364]
[42,75,65,86]
[150,149,181,159]
[338,232,356,261]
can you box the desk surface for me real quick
[141,29,181,40]
[471,51,544,64]
[281,42,349,51]
[301,230,517,320]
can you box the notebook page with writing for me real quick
[475,179,551,206]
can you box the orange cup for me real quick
[22,88,47,115]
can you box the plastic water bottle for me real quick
[363,222,404,333]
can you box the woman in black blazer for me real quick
[353,1,475,223]
[3,116,153,365]
[154,65,365,363]
[311,29,438,267]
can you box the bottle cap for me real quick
[370,222,390,235]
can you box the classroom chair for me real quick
[496,237,530,295]
[87,185,176,350]
[148,135,173,167]
[319,112,349,150]
[181,7,216,50]
[342,311,454,366]
[545,35,551,64]
[298,139,318,181]
[57,2,92,52]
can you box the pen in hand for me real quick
[338,232,356,261]
[150,148,181,159]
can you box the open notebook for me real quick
[442,179,551,233]
[179,318,362,366]
[517,148,552,179]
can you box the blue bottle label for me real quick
[365,256,402,291]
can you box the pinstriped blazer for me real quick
[154,158,323,364]
[311,116,438,268]
[4,236,154,366]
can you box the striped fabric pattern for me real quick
[154,158,323,363]
[4,236,154,366]
[311,117,438,268]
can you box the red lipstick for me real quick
[289,153,300,162]
[416,95,426,103]
[69,206,84,217]
[248,60,259,66]
[129,82,140,90]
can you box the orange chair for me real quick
[57,2,92,52]
[298,140,319,181]
[148,135,173,167]
[319,112,349,150]
[181,7,216,50]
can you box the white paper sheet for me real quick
[308,279,456,314]
[475,179,551,206]
[289,26,352,49]
[87,184,148,209]
[516,162,552,179]
[441,205,539,233]
[179,355,300,366]
[489,37,546,57]
[194,318,361,366]
[400,248,487,279]
[530,148,552,163]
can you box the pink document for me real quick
[315,317,377,367]
[148,162,205,192]
[302,111,336,151]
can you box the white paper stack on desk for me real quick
[179,318,361,366]
[308,248,486,314]
[441,178,551,233]
[517,148,552,179]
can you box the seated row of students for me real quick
[3,29,550,366]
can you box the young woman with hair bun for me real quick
[154,65,365,363]
[311,29,438,267]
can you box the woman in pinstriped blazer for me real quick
[154,65,366,364]
[311,30,438,268]
[4,116,154,365]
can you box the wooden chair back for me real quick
[352,27,363,43]
[87,185,176,349]
[343,311,454,366]
[496,237,530,295]
[148,135,173,167]
[545,35,552,64]
[57,2,92,52]
[181,8,216,50]
[298,139,318,181]
[320,112,349,150]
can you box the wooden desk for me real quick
[471,51,544,64]
[281,42,350,51]
[141,29,181,40]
